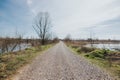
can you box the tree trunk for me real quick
[41,39,45,45]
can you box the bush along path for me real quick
[11,42,114,80]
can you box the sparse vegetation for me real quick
[77,47,95,53]
[67,42,120,79]
[0,44,52,80]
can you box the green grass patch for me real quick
[0,44,53,80]
[85,49,110,59]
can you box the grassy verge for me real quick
[68,44,120,80]
[0,44,53,80]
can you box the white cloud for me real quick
[27,0,33,6]
[5,0,119,39]
[56,0,120,27]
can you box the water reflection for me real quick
[0,43,31,53]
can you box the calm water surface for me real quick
[86,43,120,51]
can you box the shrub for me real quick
[84,54,89,57]
[0,54,14,63]
[85,49,110,59]
[71,45,79,49]
[77,48,81,53]
[80,47,95,53]
[0,63,6,72]
[0,72,7,78]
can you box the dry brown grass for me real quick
[0,44,52,80]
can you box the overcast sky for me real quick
[0,0,120,39]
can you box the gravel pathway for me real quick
[13,42,114,80]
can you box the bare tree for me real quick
[33,12,52,45]
[88,29,95,47]
[15,31,26,51]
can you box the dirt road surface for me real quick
[13,42,114,80]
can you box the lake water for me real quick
[0,43,31,53]
[85,43,120,51]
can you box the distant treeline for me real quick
[73,39,120,44]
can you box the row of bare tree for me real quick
[0,36,22,53]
